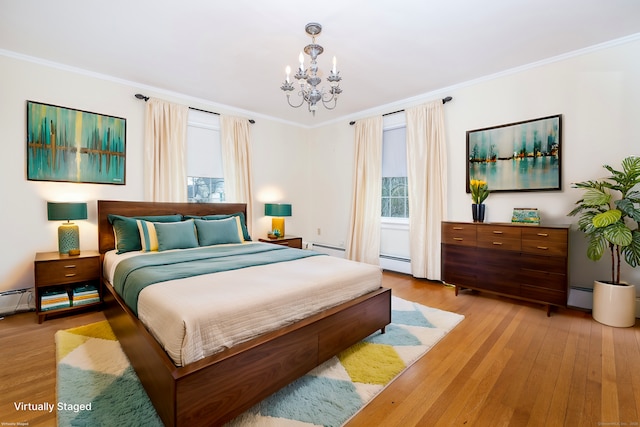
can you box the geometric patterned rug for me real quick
[56,296,464,427]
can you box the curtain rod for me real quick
[348,96,452,125]
[134,94,255,124]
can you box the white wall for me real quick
[0,55,145,293]
[250,119,311,238]
[306,121,356,248]
[0,54,304,293]
[305,37,640,289]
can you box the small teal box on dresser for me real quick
[511,208,540,225]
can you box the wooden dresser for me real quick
[441,221,569,316]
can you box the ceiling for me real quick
[2,0,640,127]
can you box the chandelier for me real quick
[280,22,342,115]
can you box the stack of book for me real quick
[72,285,100,306]
[41,289,71,311]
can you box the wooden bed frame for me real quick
[97,200,392,426]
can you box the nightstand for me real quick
[34,250,101,323]
[258,236,303,249]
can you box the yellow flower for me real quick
[470,179,489,204]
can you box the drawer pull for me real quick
[453,237,463,241]
[537,233,549,237]
[452,227,463,230]
[65,273,77,277]
[537,246,549,250]
[492,231,503,234]
[492,242,503,245]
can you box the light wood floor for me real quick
[1,271,638,427]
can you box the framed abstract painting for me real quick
[466,114,561,193]
[26,101,126,184]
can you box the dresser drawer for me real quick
[521,285,566,306]
[520,254,567,275]
[441,222,476,246]
[521,228,568,257]
[477,225,521,251]
[518,269,567,291]
[441,244,476,287]
[476,263,521,295]
[35,257,100,286]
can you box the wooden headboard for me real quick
[97,200,248,254]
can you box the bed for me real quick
[97,200,391,426]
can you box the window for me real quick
[186,110,224,203]
[381,125,408,218]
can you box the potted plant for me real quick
[568,156,640,327]
[470,179,489,222]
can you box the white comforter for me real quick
[103,244,382,366]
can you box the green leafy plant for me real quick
[568,156,640,284]
[470,179,489,204]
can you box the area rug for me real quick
[56,296,464,427]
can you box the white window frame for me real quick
[186,109,224,203]
[381,113,409,227]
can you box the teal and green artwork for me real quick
[466,115,561,193]
[27,101,126,184]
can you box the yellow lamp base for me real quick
[271,217,285,237]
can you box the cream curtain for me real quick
[346,116,383,265]
[220,115,254,235]
[144,98,189,202]
[406,100,447,279]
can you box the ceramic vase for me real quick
[472,203,486,222]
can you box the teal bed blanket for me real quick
[113,243,322,315]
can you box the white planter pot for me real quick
[592,280,636,327]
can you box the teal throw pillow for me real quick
[195,218,243,246]
[108,214,182,254]
[155,219,198,251]
[198,212,252,241]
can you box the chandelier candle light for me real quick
[281,22,342,115]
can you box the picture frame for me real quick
[466,114,561,193]
[26,101,126,184]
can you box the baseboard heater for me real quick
[0,288,35,317]
[567,286,593,311]
[568,286,640,318]
[309,243,345,258]
[309,243,411,274]
[379,253,412,274]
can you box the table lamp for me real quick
[264,203,292,238]
[47,202,88,255]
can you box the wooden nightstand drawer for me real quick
[258,236,303,249]
[35,256,100,286]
